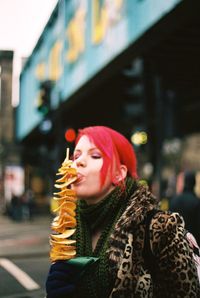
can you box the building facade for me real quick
[16,0,200,206]
[0,51,23,212]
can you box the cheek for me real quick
[91,163,102,181]
[96,159,104,172]
[87,170,101,185]
[87,163,103,185]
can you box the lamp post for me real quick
[0,66,2,110]
[154,75,164,199]
[0,65,4,212]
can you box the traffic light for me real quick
[122,58,147,134]
[36,80,53,115]
[64,128,76,142]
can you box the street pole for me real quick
[0,66,2,110]
[154,75,164,200]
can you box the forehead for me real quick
[75,135,96,150]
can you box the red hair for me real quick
[75,126,138,186]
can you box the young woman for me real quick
[46,126,200,298]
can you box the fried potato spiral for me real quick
[49,149,77,262]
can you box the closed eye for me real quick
[91,154,102,159]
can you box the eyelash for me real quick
[73,154,102,160]
[91,155,101,159]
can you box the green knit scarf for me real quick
[75,177,137,298]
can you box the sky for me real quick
[0,0,58,105]
[0,0,57,58]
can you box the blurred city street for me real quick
[0,214,51,258]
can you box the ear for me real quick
[116,164,128,183]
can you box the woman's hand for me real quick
[46,261,76,298]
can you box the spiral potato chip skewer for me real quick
[49,148,77,262]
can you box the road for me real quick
[0,214,52,297]
[0,255,50,297]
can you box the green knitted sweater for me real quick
[74,178,137,298]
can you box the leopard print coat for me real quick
[107,185,200,297]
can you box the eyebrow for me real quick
[74,147,100,153]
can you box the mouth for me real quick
[74,173,84,185]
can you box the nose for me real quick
[76,159,86,167]
[73,157,86,168]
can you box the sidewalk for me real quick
[0,214,52,258]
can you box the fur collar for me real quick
[107,184,158,273]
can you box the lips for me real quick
[74,173,84,184]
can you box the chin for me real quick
[77,193,95,201]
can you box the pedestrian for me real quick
[46,126,200,298]
[25,189,35,220]
[195,170,200,198]
[170,170,200,246]
[10,193,22,221]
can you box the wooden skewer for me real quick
[66,148,69,161]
